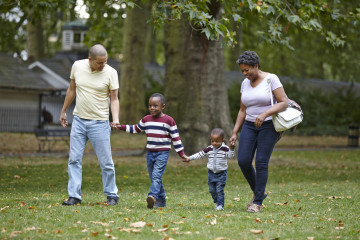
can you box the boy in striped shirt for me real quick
[184,128,235,210]
[116,93,187,208]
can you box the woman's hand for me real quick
[229,133,237,146]
[254,112,267,127]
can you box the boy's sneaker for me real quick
[62,197,81,206]
[146,195,156,209]
[154,199,166,208]
[106,196,119,205]
[215,204,224,211]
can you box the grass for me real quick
[1,143,360,239]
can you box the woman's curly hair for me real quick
[236,51,260,69]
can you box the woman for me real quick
[229,50,288,213]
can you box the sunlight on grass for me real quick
[1,150,359,239]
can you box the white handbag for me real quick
[268,80,303,132]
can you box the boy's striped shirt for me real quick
[120,114,184,156]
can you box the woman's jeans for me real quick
[237,120,279,205]
[67,115,118,200]
[208,170,227,207]
[146,150,169,201]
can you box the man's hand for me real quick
[60,113,68,128]
[110,122,120,130]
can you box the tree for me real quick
[119,0,151,123]
[164,1,233,152]
[148,0,360,151]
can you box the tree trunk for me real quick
[164,2,233,153]
[120,1,150,123]
[26,9,44,63]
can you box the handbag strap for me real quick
[267,79,274,106]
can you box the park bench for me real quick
[34,128,71,152]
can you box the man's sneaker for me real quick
[247,203,261,213]
[106,196,119,206]
[146,195,156,209]
[154,199,166,208]
[215,204,224,211]
[247,192,268,208]
[62,197,81,206]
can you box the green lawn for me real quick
[1,149,359,239]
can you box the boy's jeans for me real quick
[146,150,169,201]
[67,115,118,200]
[237,120,278,205]
[208,170,227,207]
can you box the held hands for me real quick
[229,134,237,148]
[110,122,121,130]
[181,154,190,162]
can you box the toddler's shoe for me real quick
[215,204,224,211]
[146,195,156,209]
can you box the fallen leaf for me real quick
[129,221,146,228]
[163,224,168,228]
[170,221,184,224]
[1,206,9,212]
[90,221,110,226]
[91,232,99,236]
[335,227,344,230]
[250,229,263,234]
[123,218,130,222]
[53,230,62,234]
[163,236,176,240]
[10,231,22,238]
[215,237,229,240]
[307,237,315,240]
[152,228,169,232]
[118,228,141,233]
[233,198,240,201]
[24,227,36,231]
[254,218,261,223]
[146,223,153,227]
[20,202,26,207]
[208,218,217,225]
[14,175,21,179]
[104,233,118,239]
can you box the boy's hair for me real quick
[236,50,261,69]
[211,128,224,138]
[150,93,165,105]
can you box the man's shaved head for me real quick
[89,44,107,59]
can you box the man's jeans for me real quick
[67,115,118,200]
[208,170,227,207]
[146,150,169,201]
[237,120,278,205]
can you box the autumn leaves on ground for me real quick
[0,134,359,239]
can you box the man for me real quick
[60,44,119,206]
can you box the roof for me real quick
[62,19,89,31]
[0,53,55,91]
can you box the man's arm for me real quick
[60,79,76,127]
[110,89,120,127]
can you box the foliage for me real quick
[149,0,360,48]
[81,0,127,57]
[0,150,359,239]
[228,80,360,136]
[0,0,76,60]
